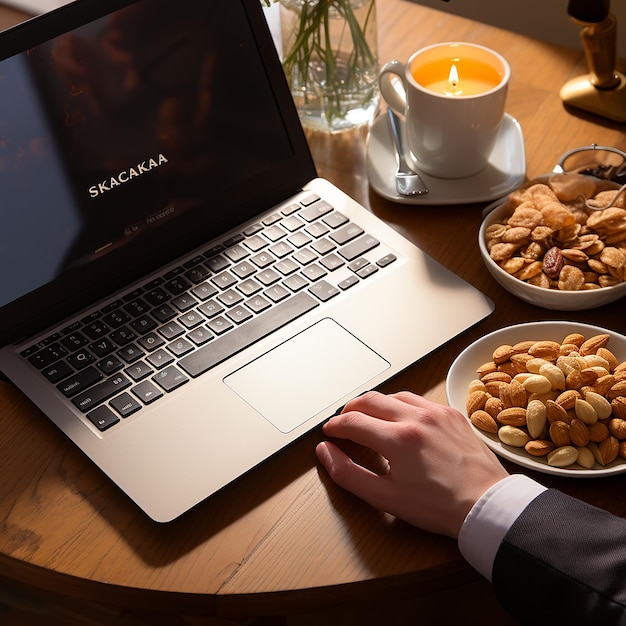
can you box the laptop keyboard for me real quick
[20,193,397,432]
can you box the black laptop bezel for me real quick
[0,0,317,347]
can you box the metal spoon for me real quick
[386,108,429,197]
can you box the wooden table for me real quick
[1,1,626,624]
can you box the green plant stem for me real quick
[280,0,377,127]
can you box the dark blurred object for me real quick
[561,0,626,122]
[567,0,609,24]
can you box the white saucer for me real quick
[366,112,526,205]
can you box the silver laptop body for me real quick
[0,0,493,522]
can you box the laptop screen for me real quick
[0,0,316,344]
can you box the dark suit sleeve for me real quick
[492,489,626,625]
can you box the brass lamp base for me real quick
[561,71,626,123]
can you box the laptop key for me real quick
[152,365,189,392]
[299,200,333,221]
[180,291,319,377]
[109,392,142,418]
[125,361,154,382]
[152,304,177,323]
[28,343,68,369]
[67,349,96,370]
[330,223,364,246]
[43,360,74,383]
[308,280,340,302]
[132,380,163,404]
[87,405,120,431]
[130,314,158,335]
[61,332,89,351]
[357,264,379,279]
[90,337,117,358]
[72,373,131,411]
[338,234,380,261]
[97,355,124,375]
[57,366,103,397]
[146,349,174,369]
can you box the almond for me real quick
[547,446,578,467]
[484,396,504,419]
[580,369,601,386]
[574,398,598,425]
[493,344,515,364]
[497,361,519,377]
[615,368,626,382]
[481,371,513,384]
[526,399,547,439]
[500,380,527,408]
[584,391,613,420]
[580,354,611,371]
[599,436,619,464]
[525,439,554,457]
[554,389,580,410]
[466,390,488,416]
[497,407,527,427]
[579,333,610,356]
[477,361,497,376]
[550,421,571,447]
[565,370,584,390]
[597,347,619,371]
[512,340,536,354]
[588,421,610,443]
[570,418,591,447]
[528,340,560,361]
[470,410,498,434]
[559,343,582,356]
[510,353,534,373]
[539,363,566,390]
[607,380,626,399]
[588,441,604,465]
[612,397,626,420]
[592,374,616,396]
[526,357,552,374]
[498,425,530,447]
[546,399,571,424]
[576,446,596,469]
[562,333,585,346]
[608,418,626,440]
[522,374,552,394]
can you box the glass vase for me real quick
[279,0,379,133]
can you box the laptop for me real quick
[0,0,494,522]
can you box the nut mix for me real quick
[465,333,626,469]
[485,173,626,291]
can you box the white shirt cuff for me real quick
[457,474,547,581]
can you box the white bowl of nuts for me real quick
[446,321,626,476]
[479,173,626,310]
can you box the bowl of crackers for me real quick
[479,173,626,310]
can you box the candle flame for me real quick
[448,64,459,87]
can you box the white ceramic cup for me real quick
[379,42,510,179]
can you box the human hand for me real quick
[316,391,509,538]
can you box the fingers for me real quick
[324,391,454,450]
[340,390,409,422]
[322,393,405,459]
[315,441,390,509]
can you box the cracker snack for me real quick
[485,174,626,291]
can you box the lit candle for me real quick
[412,55,503,96]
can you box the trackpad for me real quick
[224,318,390,433]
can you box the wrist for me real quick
[458,474,547,581]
